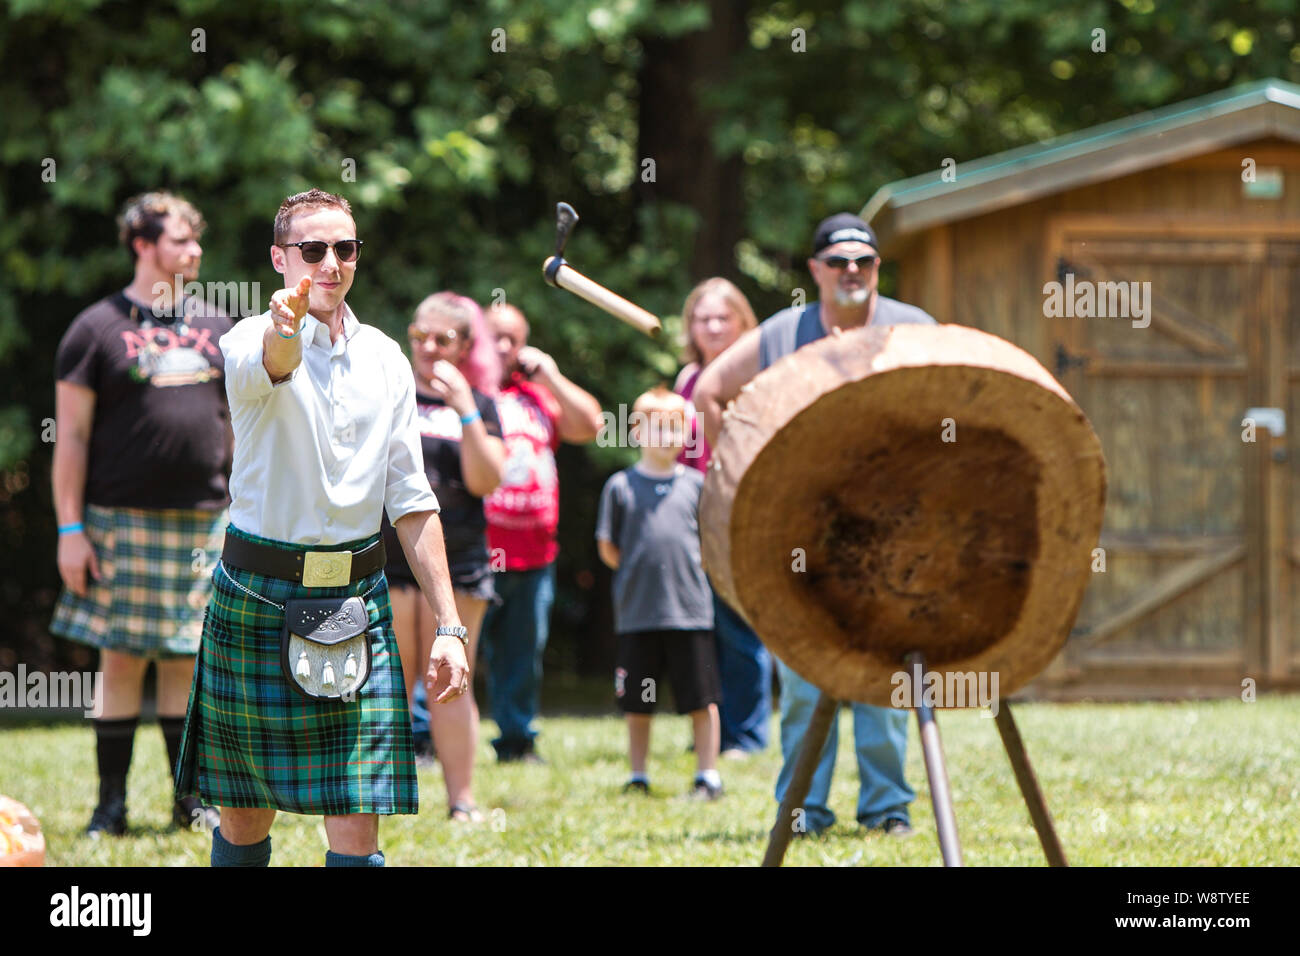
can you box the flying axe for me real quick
[542,202,662,338]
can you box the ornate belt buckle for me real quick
[302,550,353,588]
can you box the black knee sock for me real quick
[159,715,186,782]
[94,716,138,805]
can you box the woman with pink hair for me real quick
[382,291,505,822]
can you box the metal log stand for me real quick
[761,653,1068,867]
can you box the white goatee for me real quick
[833,286,871,307]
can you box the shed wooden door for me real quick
[1049,232,1299,694]
[1277,240,1300,684]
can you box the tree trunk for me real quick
[637,1,748,280]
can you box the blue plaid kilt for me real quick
[175,525,417,816]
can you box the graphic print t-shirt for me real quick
[383,388,502,575]
[483,375,562,571]
[54,292,233,509]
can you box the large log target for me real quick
[700,323,1106,706]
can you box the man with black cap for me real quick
[694,213,935,837]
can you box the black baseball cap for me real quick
[812,213,878,256]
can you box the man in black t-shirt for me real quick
[51,191,232,837]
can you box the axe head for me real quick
[554,202,580,258]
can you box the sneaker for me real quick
[173,796,220,832]
[413,735,437,770]
[622,780,651,795]
[498,748,546,766]
[882,817,915,837]
[690,777,724,801]
[85,799,127,838]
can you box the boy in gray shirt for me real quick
[596,387,722,799]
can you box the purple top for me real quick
[675,365,712,472]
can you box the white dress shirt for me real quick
[221,305,439,546]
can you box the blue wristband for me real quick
[275,323,301,339]
[459,409,481,426]
[58,523,84,535]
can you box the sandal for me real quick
[448,802,485,824]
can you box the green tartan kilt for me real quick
[175,526,417,816]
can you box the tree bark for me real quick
[637,1,749,281]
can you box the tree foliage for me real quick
[2,0,1297,667]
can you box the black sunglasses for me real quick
[280,239,363,264]
[819,253,878,270]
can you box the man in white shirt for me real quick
[175,188,469,867]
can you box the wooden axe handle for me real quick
[543,256,662,338]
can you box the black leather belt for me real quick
[222,535,386,588]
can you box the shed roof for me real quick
[863,78,1300,248]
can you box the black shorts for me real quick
[615,629,720,715]
[386,555,495,602]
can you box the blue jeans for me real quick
[774,659,914,833]
[410,679,430,739]
[479,563,555,757]
[713,590,772,752]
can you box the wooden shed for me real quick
[864,78,1300,699]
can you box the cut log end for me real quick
[801,424,1040,665]
[701,323,1107,705]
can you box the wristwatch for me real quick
[436,624,469,648]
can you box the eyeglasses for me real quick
[819,253,878,270]
[408,326,460,348]
[279,239,363,263]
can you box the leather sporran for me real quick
[280,596,372,700]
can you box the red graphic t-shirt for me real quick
[484,374,562,570]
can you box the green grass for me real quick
[3,694,1296,866]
